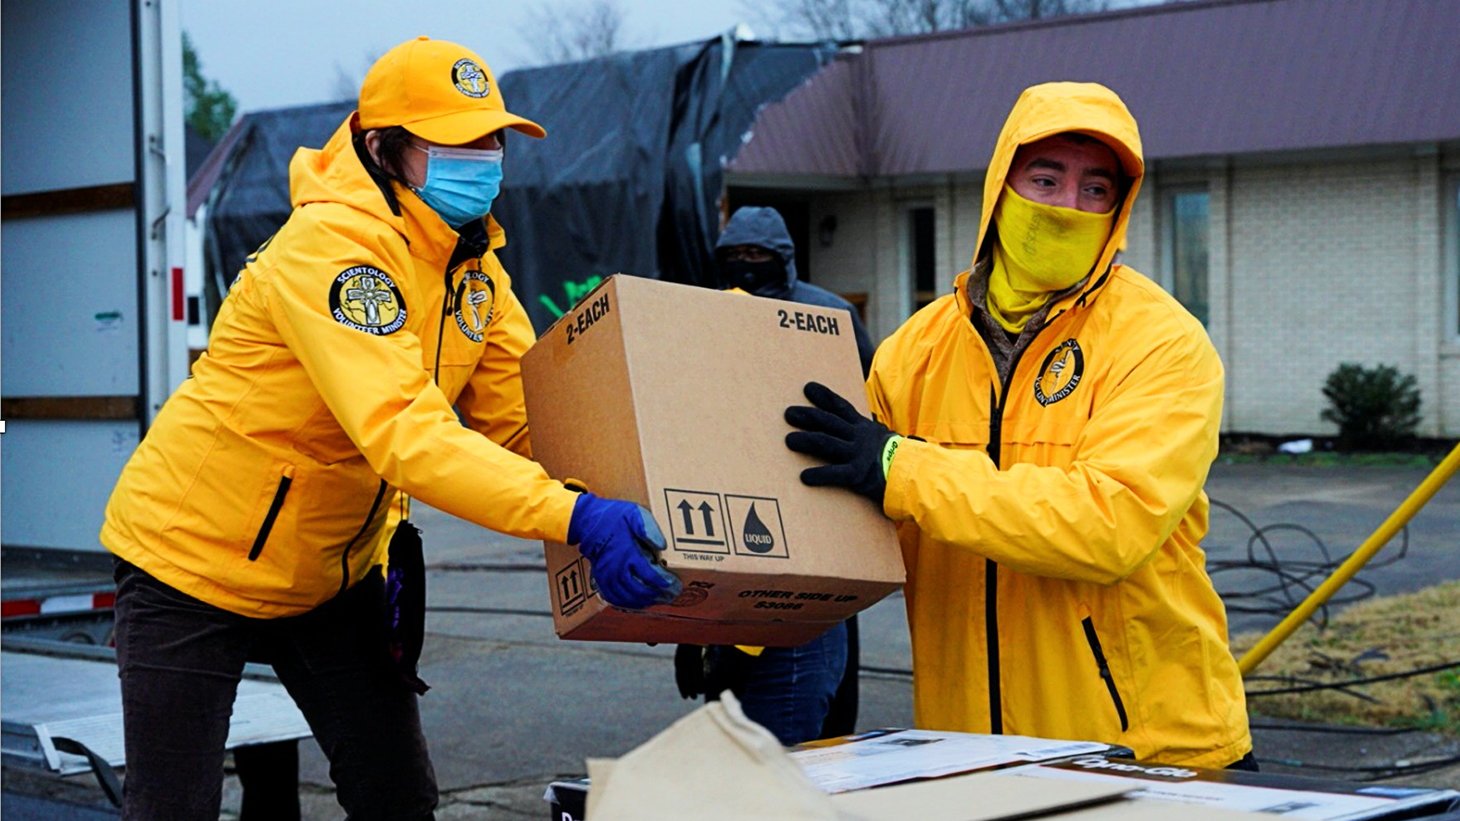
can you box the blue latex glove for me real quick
[568,493,682,609]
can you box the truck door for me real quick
[1,0,188,555]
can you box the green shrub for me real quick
[1320,363,1421,451]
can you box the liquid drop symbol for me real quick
[742,503,775,554]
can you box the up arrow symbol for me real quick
[677,499,696,534]
[698,502,716,537]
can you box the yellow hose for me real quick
[1238,441,1460,676]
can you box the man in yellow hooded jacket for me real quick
[785,82,1252,769]
[101,37,679,820]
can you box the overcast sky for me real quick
[180,0,753,115]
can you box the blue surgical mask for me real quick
[410,144,504,228]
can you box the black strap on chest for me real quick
[448,218,490,271]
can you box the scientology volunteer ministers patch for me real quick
[1034,338,1084,406]
[452,59,490,98]
[454,271,496,342]
[329,266,407,335]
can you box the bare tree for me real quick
[735,0,858,40]
[986,0,1109,22]
[744,0,862,41]
[517,0,630,66]
[743,0,1110,40]
[862,0,996,37]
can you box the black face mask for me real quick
[719,258,785,293]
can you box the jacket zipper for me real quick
[338,480,390,595]
[982,313,1061,734]
[248,474,293,561]
[985,385,1004,734]
[435,267,452,381]
[1081,616,1130,732]
[984,355,1023,734]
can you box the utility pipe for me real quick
[1238,441,1460,675]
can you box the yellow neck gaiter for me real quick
[986,185,1114,332]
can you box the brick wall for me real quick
[795,154,1458,436]
[1218,156,1455,436]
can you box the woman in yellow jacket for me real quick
[785,82,1252,769]
[101,37,678,820]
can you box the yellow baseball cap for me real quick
[358,36,546,143]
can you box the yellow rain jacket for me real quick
[868,84,1250,767]
[101,115,579,617]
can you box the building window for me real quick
[1162,187,1210,325]
[908,206,936,312]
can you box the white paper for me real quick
[791,729,1113,794]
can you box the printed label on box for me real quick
[667,579,714,608]
[726,495,789,559]
[664,489,731,553]
[554,557,593,617]
[736,586,860,612]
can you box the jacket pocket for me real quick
[248,470,294,561]
[1081,616,1129,732]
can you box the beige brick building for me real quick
[725,0,1460,437]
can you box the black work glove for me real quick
[384,521,430,695]
[702,645,755,702]
[784,381,899,505]
[674,644,705,699]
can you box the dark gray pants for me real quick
[112,560,437,820]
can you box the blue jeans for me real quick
[112,560,437,820]
[708,622,848,746]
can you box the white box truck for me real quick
[2,1,188,553]
[1,3,310,815]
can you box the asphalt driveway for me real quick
[270,458,1460,817]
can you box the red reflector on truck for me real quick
[2,600,42,617]
[1,592,115,619]
[172,266,185,320]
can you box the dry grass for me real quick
[1232,581,1460,736]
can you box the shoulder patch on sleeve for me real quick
[329,266,407,335]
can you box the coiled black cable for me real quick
[1207,498,1410,628]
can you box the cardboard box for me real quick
[521,274,904,646]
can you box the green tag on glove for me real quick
[881,435,903,479]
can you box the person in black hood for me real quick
[673,206,874,744]
[714,206,876,370]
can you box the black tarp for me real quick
[201,36,837,331]
[200,101,354,317]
